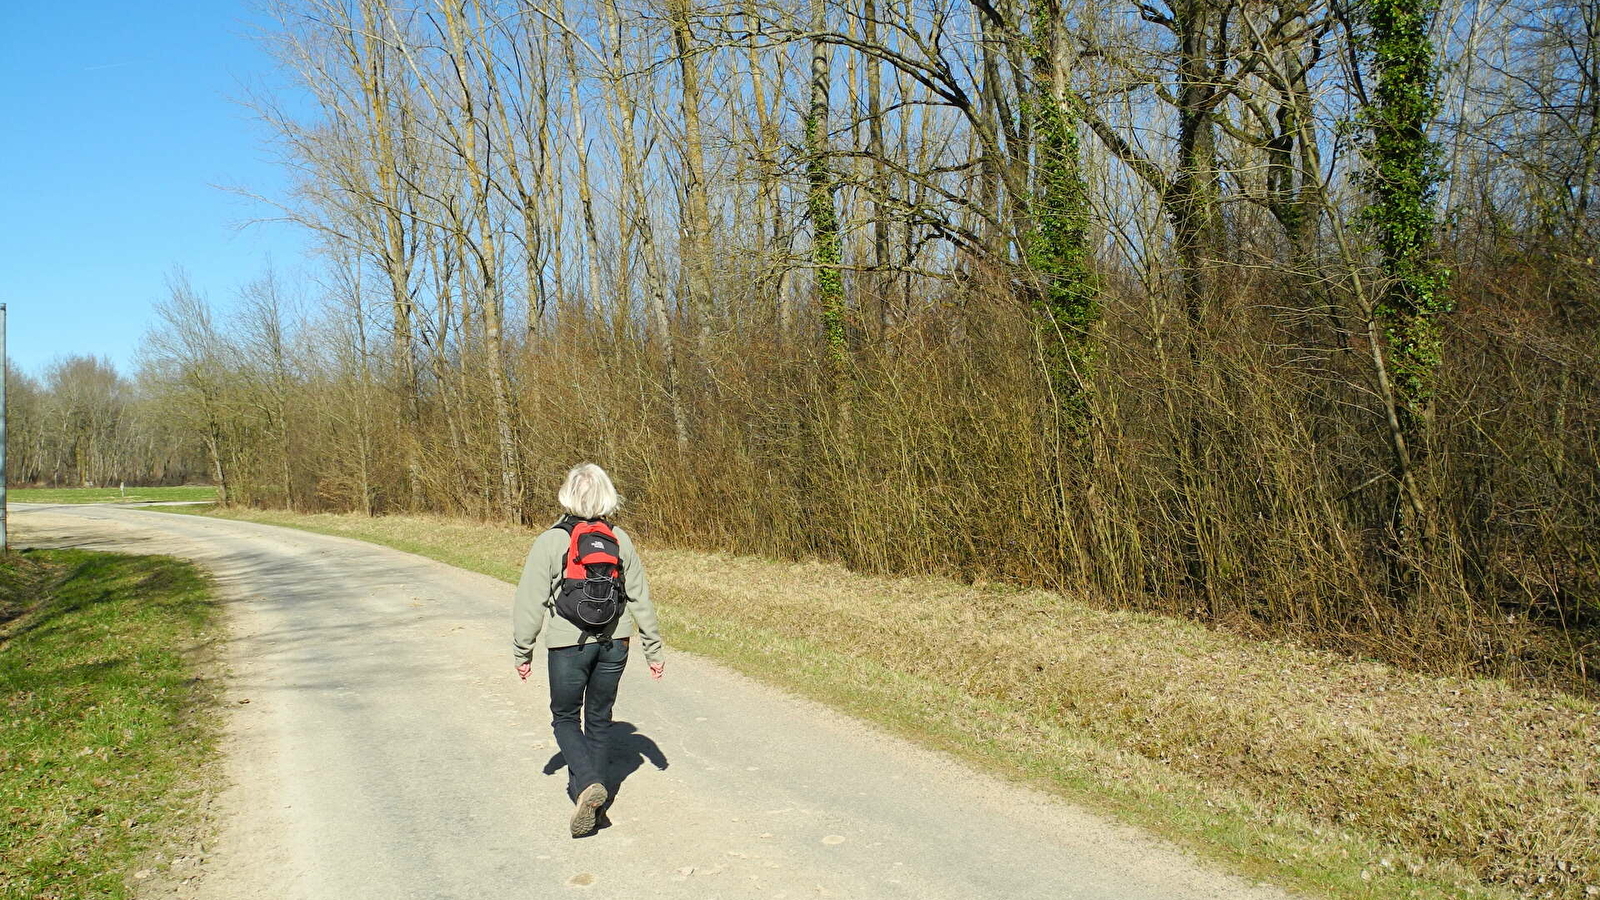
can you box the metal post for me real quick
[1,302,8,553]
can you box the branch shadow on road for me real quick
[541,721,667,831]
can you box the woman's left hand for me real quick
[516,662,531,681]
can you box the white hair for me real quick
[557,463,620,519]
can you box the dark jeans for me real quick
[547,639,629,800]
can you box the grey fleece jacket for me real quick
[510,523,665,664]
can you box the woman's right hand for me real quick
[649,660,665,680]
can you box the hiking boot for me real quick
[570,782,608,837]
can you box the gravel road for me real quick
[12,503,1293,900]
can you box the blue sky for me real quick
[1,0,311,378]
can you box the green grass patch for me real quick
[171,505,1596,899]
[7,486,218,505]
[1,548,220,899]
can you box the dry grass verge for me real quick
[182,506,1597,899]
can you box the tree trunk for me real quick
[1168,0,1223,331]
[355,0,423,511]
[1363,0,1451,433]
[1023,0,1099,417]
[863,0,889,336]
[806,0,847,366]
[668,0,715,350]
[743,0,785,335]
[603,0,691,449]
[558,0,607,328]
[445,1,524,523]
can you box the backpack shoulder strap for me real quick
[544,518,580,607]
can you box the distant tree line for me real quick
[124,0,1595,696]
[5,355,207,488]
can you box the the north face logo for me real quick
[591,541,605,549]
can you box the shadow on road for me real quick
[542,721,668,830]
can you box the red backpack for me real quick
[551,516,627,636]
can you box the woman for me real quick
[512,463,665,837]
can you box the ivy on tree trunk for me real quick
[1024,0,1099,421]
[1361,0,1452,424]
[807,0,847,367]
